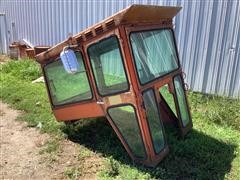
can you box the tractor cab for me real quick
[36,4,192,167]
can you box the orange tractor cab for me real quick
[36,5,192,167]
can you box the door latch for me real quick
[96,99,104,104]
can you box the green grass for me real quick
[160,85,177,115]
[0,59,240,179]
[64,167,82,179]
[0,59,64,135]
[40,139,60,154]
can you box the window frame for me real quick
[129,28,181,86]
[43,51,94,107]
[107,103,147,160]
[87,35,130,97]
[142,88,167,155]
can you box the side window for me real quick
[174,75,191,127]
[44,52,92,106]
[88,36,129,96]
[108,105,146,158]
[143,89,165,154]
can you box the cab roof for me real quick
[36,4,181,63]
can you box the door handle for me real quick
[96,100,104,104]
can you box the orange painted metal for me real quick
[36,5,192,167]
[54,102,105,121]
[26,48,35,59]
[34,46,51,56]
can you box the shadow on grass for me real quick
[61,118,236,179]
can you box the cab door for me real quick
[86,30,149,163]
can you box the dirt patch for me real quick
[0,55,11,64]
[0,102,103,179]
[0,102,52,179]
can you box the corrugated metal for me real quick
[0,0,239,98]
[0,13,8,54]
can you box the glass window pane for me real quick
[44,52,92,106]
[88,36,129,96]
[174,76,190,127]
[130,29,179,84]
[108,105,146,158]
[159,84,177,116]
[143,90,165,154]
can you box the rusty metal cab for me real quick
[36,5,193,167]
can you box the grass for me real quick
[40,139,60,154]
[0,59,240,179]
[64,167,82,179]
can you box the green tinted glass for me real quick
[108,105,146,158]
[44,52,92,105]
[143,90,165,153]
[130,29,179,84]
[174,76,190,127]
[159,85,177,116]
[88,36,129,95]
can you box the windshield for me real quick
[130,29,179,85]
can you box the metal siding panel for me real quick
[234,32,240,97]
[196,1,214,92]
[0,14,8,54]
[0,0,239,98]
[231,2,240,97]
[216,1,234,95]
[206,1,225,94]
[224,1,238,96]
